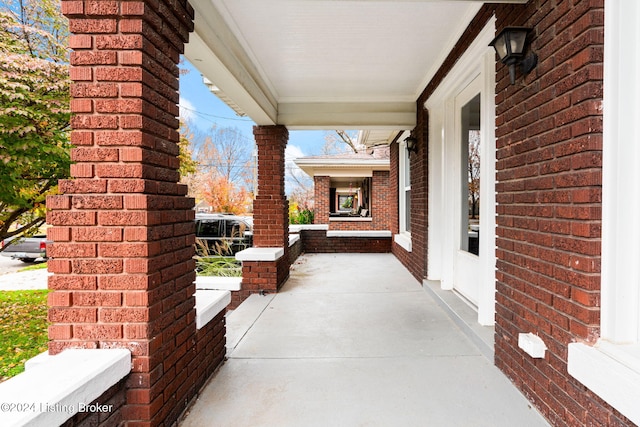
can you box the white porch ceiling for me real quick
[185,0,526,139]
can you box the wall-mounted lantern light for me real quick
[404,136,418,156]
[489,27,538,85]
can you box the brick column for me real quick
[253,125,289,248]
[45,2,220,425]
[236,126,289,307]
[314,176,330,224]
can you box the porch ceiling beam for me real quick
[277,102,416,130]
[185,0,278,126]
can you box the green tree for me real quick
[0,0,71,245]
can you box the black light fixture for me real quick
[404,136,418,156]
[489,27,538,85]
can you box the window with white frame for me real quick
[567,1,640,424]
[400,140,411,234]
[395,138,412,252]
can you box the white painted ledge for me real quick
[196,276,241,291]
[235,247,284,262]
[289,234,300,246]
[327,230,392,238]
[394,233,412,252]
[0,349,130,427]
[195,289,231,329]
[568,341,640,425]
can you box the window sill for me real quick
[568,340,640,425]
[329,217,372,222]
[394,233,412,252]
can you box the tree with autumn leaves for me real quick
[181,124,253,215]
[0,0,71,245]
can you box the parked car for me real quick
[0,235,48,263]
[195,213,253,256]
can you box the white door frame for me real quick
[425,17,497,326]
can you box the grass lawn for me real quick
[0,290,49,382]
[18,261,48,272]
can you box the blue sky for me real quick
[178,58,329,160]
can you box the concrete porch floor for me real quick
[180,253,549,427]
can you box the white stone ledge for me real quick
[195,289,231,329]
[327,230,392,238]
[568,341,640,425]
[394,233,412,252]
[196,276,241,291]
[0,349,130,427]
[235,247,284,262]
[289,234,301,246]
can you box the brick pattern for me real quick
[390,116,428,281]
[490,1,633,426]
[253,125,289,248]
[301,230,391,253]
[313,176,330,224]
[50,2,226,426]
[60,379,126,427]
[238,126,291,307]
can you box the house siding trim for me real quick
[567,0,640,424]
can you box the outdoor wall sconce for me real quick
[404,136,418,156]
[489,27,538,85]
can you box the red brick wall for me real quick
[490,1,632,426]
[371,170,391,229]
[301,230,391,253]
[51,2,226,425]
[314,176,330,224]
[390,119,428,281]
[253,125,289,249]
[61,380,127,427]
[239,126,290,307]
[401,1,628,424]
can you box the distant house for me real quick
[294,146,391,231]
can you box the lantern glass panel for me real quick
[509,30,528,55]
[493,36,507,60]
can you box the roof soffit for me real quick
[186,0,528,129]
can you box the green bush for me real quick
[196,257,242,277]
[289,208,314,225]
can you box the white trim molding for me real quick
[424,17,497,326]
[568,0,640,424]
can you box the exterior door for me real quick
[426,17,496,325]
